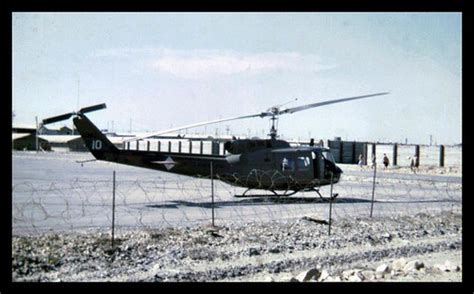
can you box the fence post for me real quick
[178,141,182,153]
[158,141,161,152]
[35,116,39,153]
[371,143,376,160]
[189,141,192,154]
[127,142,130,150]
[210,161,215,227]
[439,145,445,167]
[370,163,377,217]
[393,143,398,166]
[328,172,334,236]
[111,170,116,248]
[168,141,171,153]
[415,145,420,167]
[136,140,139,151]
[147,141,150,152]
[200,141,204,154]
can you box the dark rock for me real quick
[249,248,261,256]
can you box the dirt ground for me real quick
[12,210,462,282]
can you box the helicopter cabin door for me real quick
[313,151,325,180]
[294,151,314,183]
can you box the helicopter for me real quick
[42,92,389,198]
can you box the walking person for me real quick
[409,156,417,174]
[383,153,389,168]
[358,153,364,168]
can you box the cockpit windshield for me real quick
[322,150,336,163]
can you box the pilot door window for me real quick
[281,157,295,172]
[296,156,311,171]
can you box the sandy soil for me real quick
[12,210,462,282]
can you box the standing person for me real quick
[409,156,417,174]
[358,154,364,168]
[383,153,389,168]
[413,155,419,171]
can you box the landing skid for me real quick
[234,187,339,199]
[234,188,299,198]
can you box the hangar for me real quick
[12,133,51,151]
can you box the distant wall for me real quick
[327,140,367,164]
[363,143,460,167]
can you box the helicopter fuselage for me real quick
[73,114,342,193]
[105,144,341,191]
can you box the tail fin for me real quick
[73,114,118,159]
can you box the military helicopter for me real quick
[42,92,388,197]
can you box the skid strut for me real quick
[235,188,299,198]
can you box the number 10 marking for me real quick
[91,140,102,150]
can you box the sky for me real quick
[12,12,462,145]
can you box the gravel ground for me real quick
[12,209,462,282]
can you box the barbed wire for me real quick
[12,170,461,235]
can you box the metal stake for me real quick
[35,116,39,152]
[210,161,215,227]
[370,162,377,217]
[328,172,334,236]
[112,170,116,248]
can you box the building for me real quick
[40,125,74,135]
[12,124,36,134]
[12,133,51,151]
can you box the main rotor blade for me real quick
[124,92,389,142]
[42,112,76,125]
[280,92,390,115]
[125,113,264,142]
[79,103,107,114]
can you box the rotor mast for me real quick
[269,115,278,140]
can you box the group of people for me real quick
[358,153,419,172]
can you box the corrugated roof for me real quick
[12,123,36,130]
[12,133,31,140]
[42,125,73,131]
[38,135,81,143]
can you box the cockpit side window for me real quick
[296,156,311,170]
[281,157,295,171]
[322,150,336,163]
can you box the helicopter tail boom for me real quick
[73,114,118,160]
